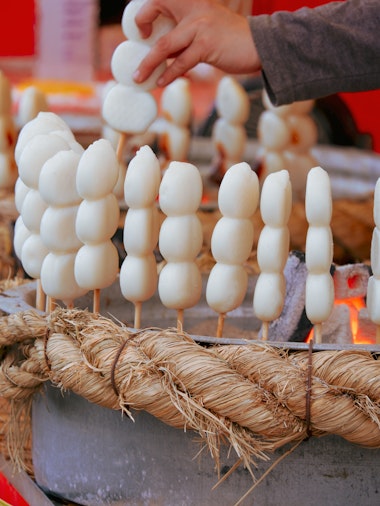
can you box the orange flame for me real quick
[306,297,373,345]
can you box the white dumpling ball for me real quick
[76,139,119,200]
[218,162,259,219]
[215,76,250,125]
[15,111,72,164]
[111,40,166,92]
[159,215,203,262]
[253,272,286,322]
[21,189,47,232]
[260,170,292,227]
[256,226,290,273]
[371,227,380,276]
[39,150,82,206]
[41,253,87,302]
[212,119,247,161]
[75,194,120,244]
[14,178,30,213]
[206,263,248,315]
[21,233,49,279]
[159,161,202,216]
[124,145,161,208]
[305,273,334,324]
[123,207,160,256]
[211,218,254,265]
[287,114,318,153]
[102,83,158,134]
[40,206,83,252]
[119,254,158,302]
[305,166,332,226]
[366,276,380,325]
[74,242,119,290]
[18,132,72,189]
[158,262,202,309]
[373,178,380,229]
[257,110,291,151]
[13,216,31,259]
[121,0,175,45]
[161,78,192,127]
[305,226,333,273]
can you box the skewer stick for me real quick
[216,313,225,338]
[261,321,269,341]
[47,296,56,314]
[93,288,101,313]
[134,301,142,329]
[116,132,129,162]
[177,309,184,331]
[36,279,46,311]
[314,323,322,344]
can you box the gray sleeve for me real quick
[248,0,380,105]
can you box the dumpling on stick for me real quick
[102,0,174,162]
[206,162,259,337]
[253,170,292,340]
[74,139,120,313]
[304,166,334,344]
[120,145,161,328]
[158,161,203,329]
[39,150,87,310]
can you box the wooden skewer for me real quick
[93,288,101,313]
[314,323,322,344]
[216,313,225,338]
[36,279,46,311]
[47,296,56,314]
[134,301,142,329]
[116,132,129,163]
[177,309,184,331]
[261,321,269,341]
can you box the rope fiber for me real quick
[1,307,380,472]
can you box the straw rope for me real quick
[0,307,380,472]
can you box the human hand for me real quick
[133,0,260,87]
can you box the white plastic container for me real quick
[35,0,98,82]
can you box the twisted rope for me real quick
[1,307,380,472]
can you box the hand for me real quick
[133,0,261,87]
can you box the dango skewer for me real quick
[120,145,161,328]
[305,166,334,344]
[158,161,203,330]
[206,162,259,337]
[102,0,174,162]
[253,170,292,340]
[74,139,120,313]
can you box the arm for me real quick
[250,0,380,105]
[134,0,380,105]
[133,0,260,87]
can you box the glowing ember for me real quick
[307,296,374,345]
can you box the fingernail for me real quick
[133,70,141,82]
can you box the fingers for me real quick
[135,0,172,39]
[156,47,201,86]
[134,25,196,86]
